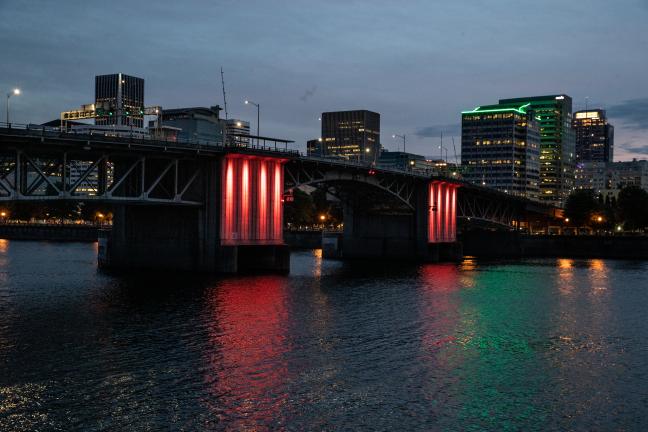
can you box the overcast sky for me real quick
[2,0,647,160]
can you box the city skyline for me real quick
[1,0,647,160]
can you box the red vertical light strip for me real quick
[259,160,268,240]
[241,159,250,241]
[431,183,436,242]
[437,182,442,243]
[273,162,282,241]
[428,183,433,243]
[451,185,458,242]
[445,184,450,242]
[223,157,234,243]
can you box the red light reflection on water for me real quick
[417,264,464,352]
[204,276,291,430]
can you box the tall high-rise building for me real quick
[461,102,541,200]
[95,73,145,128]
[499,95,576,206]
[572,109,614,163]
[321,110,380,162]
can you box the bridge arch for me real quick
[284,160,418,211]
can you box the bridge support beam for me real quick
[323,184,462,262]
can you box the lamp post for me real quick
[392,134,406,152]
[6,88,20,125]
[244,99,260,146]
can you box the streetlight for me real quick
[392,134,406,152]
[244,99,260,145]
[6,88,20,125]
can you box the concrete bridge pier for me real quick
[100,156,290,274]
[322,185,462,262]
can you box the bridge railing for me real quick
[0,122,300,156]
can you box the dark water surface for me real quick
[1,241,648,431]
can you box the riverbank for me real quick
[462,230,648,259]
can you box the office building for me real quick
[575,159,648,200]
[499,95,576,206]
[95,73,145,128]
[225,119,250,146]
[321,110,380,162]
[572,109,614,163]
[159,106,225,144]
[461,102,541,200]
[575,161,608,192]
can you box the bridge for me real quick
[0,123,560,273]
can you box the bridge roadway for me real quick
[0,124,560,273]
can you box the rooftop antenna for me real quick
[220,67,229,120]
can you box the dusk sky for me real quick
[2,0,647,160]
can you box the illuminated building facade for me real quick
[95,73,144,128]
[572,109,614,163]
[225,119,250,146]
[576,159,648,200]
[499,95,576,206]
[461,102,541,200]
[321,110,380,162]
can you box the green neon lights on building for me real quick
[462,103,531,115]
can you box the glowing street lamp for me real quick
[6,88,20,124]
[244,99,260,144]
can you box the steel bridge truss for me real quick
[457,191,521,228]
[285,161,419,210]
[0,149,204,205]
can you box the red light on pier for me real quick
[221,154,286,245]
[428,181,459,243]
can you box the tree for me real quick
[565,190,599,227]
[284,188,314,226]
[617,186,648,230]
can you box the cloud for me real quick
[607,97,648,130]
[415,123,460,138]
[300,85,317,102]
[623,145,648,155]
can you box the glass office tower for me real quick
[499,95,575,206]
[461,102,541,200]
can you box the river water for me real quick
[1,240,648,431]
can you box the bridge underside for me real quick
[284,159,463,262]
